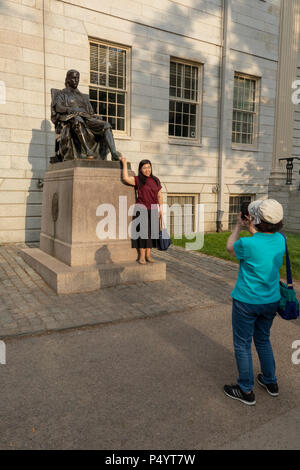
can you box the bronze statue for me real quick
[50,69,121,162]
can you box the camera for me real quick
[241,202,249,220]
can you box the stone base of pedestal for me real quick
[21,248,166,294]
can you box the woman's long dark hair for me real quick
[138,160,160,187]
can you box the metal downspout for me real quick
[217,0,232,232]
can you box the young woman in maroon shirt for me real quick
[121,156,163,264]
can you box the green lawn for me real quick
[171,231,300,280]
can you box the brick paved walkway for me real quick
[0,244,239,339]
[0,243,299,339]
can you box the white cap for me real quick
[248,199,283,225]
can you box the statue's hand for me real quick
[68,107,83,114]
[75,111,90,118]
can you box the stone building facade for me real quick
[0,0,299,243]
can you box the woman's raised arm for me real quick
[120,156,135,186]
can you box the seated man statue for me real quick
[51,69,121,161]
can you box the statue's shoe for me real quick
[111,151,122,161]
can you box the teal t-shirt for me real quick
[231,232,286,304]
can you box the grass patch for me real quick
[171,231,300,280]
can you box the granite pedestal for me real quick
[21,160,166,294]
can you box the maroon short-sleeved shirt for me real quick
[134,176,162,210]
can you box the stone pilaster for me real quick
[272,0,300,175]
[269,0,300,232]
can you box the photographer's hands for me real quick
[236,212,245,227]
[226,213,257,257]
[240,214,257,234]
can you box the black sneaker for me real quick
[257,374,279,397]
[224,384,256,406]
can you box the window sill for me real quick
[168,138,202,147]
[114,134,132,140]
[232,145,259,152]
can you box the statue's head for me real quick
[65,69,80,89]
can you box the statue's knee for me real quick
[103,122,112,131]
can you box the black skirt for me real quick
[131,208,159,249]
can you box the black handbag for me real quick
[158,218,171,251]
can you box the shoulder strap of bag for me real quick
[280,233,293,288]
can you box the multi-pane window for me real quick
[228,195,254,230]
[232,74,259,146]
[89,41,128,132]
[169,60,201,140]
[167,194,196,237]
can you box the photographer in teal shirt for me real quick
[224,199,285,406]
[231,231,285,304]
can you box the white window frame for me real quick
[89,38,131,138]
[167,193,198,236]
[232,72,261,151]
[168,58,203,146]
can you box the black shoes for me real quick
[224,375,279,405]
[224,384,256,406]
[257,374,279,397]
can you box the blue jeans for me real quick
[232,299,278,393]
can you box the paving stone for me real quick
[0,243,299,339]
